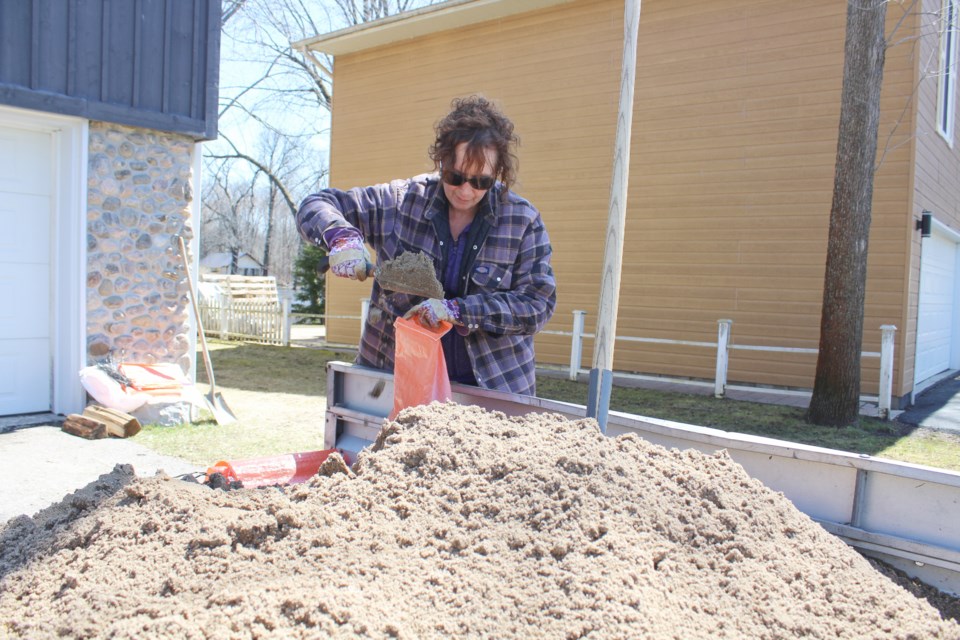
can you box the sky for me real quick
[210,1,442,180]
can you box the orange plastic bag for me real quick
[390,316,453,419]
[205,449,344,488]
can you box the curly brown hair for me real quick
[428,95,520,198]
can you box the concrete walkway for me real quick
[897,372,960,433]
[0,416,199,525]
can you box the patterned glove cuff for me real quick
[330,234,364,253]
[323,227,362,251]
[443,299,462,324]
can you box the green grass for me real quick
[132,342,960,472]
[131,343,343,465]
[134,417,329,468]
[538,376,960,470]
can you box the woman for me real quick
[296,95,556,396]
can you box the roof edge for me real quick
[293,0,574,56]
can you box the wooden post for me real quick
[282,298,292,347]
[361,298,370,339]
[878,324,896,420]
[587,0,643,432]
[219,294,228,340]
[715,319,733,398]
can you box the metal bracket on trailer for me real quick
[325,361,960,595]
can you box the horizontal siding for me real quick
[326,0,621,349]
[325,0,923,395]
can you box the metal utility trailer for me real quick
[325,361,960,596]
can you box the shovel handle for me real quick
[177,236,218,393]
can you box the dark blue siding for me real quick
[0,3,31,88]
[0,0,220,140]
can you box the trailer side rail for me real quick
[325,361,960,595]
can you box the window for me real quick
[938,0,959,143]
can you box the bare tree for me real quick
[204,0,440,283]
[201,160,262,260]
[806,0,889,426]
[205,130,326,283]
[222,0,249,25]
[331,0,435,25]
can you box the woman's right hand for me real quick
[329,235,373,281]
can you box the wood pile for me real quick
[61,405,141,440]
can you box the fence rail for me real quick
[198,299,897,419]
[545,311,897,420]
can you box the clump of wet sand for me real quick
[1,403,957,638]
[376,251,443,298]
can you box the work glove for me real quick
[404,298,462,329]
[328,234,373,281]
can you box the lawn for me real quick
[133,341,960,472]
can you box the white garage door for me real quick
[915,229,959,386]
[0,125,52,414]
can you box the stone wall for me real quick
[85,122,196,371]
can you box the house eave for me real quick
[293,0,574,56]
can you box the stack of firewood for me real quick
[61,405,142,440]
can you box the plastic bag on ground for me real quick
[78,366,148,413]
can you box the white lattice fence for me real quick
[199,298,284,345]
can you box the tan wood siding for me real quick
[321,0,934,397]
[324,0,622,353]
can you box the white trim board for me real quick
[0,105,87,417]
[294,0,575,56]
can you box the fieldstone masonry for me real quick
[85,122,196,372]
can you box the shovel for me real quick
[177,236,238,425]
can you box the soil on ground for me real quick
[1,403,958,638]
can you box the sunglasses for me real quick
[441,168,495,191]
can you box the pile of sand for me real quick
[1,403,957,638]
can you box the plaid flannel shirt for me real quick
[296,173,557,396]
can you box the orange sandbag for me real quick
[205,449,344,488]
[390,316,453,420]
[118,362,187,396]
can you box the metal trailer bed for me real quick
[324,361,960,596]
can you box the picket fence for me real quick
[199,298,286,345]
[197,298,354,347]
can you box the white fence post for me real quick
[715,319,733,398]
[878,324,897,420]
[361,298,370,338]
[281,298,292,347]
[570,310,586,381]
[219,295,229,340]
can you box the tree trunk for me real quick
[263,182,277,277]
[806,0,888,426]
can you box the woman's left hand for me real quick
[404,299,461,328]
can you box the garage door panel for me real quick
[0,193,51,263]
[0,128,51,196]
[0,264,50,337]
[916,233,957,384]
[0,124,52,416]
[0,339,51,414]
